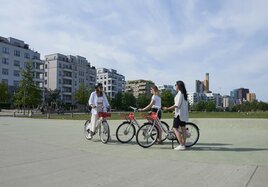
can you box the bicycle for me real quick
[116,106,170,143]
[84,112,111,144]
[136,111,200,148]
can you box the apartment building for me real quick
[0,36,45,94]
[44,53,96,104]
[125,79,155,98]
[96,68,125,99]
[246,93,256,102]
[158,85,176,95]
[187,92,199,106]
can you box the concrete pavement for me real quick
[0,117,267,187]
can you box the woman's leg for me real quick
[173,127,185,146]
[90,114,98,133]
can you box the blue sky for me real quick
[1,0,268,101]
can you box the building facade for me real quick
[231,88,249,104]
[246,93,256,102]
[125,79,155,98]
[96,68,125,99]
[158,85,176,95]
[196,73,210,94]
[187,92,199,106]
[222,95,234,109]
[0,36,45,97]
[44,53,96,104]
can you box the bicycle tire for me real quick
[175,122,200,147]
[116,121,136,143]
[84,120,91,140]
[136,122,159,148]
[100,121,110,144]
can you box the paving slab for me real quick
[0,117,268,187]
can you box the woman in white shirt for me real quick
[87,83,110,140]
[139,85,162,143]
[163,81,189,150]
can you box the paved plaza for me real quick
[0,117,268,187]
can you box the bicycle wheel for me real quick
[84,120,91,140]
[136,122,159,148]
[159,121,169,142]
[100,121,110,144]
[185,122,200,147]
[116,121,136,143]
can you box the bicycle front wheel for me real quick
[136,122,159,148]
[100,121,110,144]
[185,122,200,147]
[116,121,136,143]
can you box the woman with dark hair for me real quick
[163,81,189,150]
[86,83,110,140]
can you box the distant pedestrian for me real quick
[163,81,189,150]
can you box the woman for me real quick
[163,81,189,150]
[139,85,162,143]
[87,83,110,140]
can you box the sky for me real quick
[1,0,268,101]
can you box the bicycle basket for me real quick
[98,112,111,118]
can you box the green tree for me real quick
[161,90,174,107]
[46,89,61,108]
[205,101,216,112]
[112,92,123,110]
[14,62,41,110]
[137,94,150,108]
[0,82,9,102]
[121,92,136,111]
[75,83,90,110]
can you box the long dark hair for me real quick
[176,81,187,101]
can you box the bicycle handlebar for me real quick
[129,106,138,112]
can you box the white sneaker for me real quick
[87,132,92,140]
[174,145,186,151]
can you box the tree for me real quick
[46,89,61,108]
[137,94,150,108]
[14,62,41,110]
[75,83,90,110]
[205,101,216,112]
[112,92,123,110]
[121,92,136,110]
[161,90,174,107]
[0,82,9,102]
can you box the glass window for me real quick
[14,50,20,57]
[2,68,8,75]
[14,70,20,77]
[2,47,9,54]
[2,57,9,65]
[14,60,20,67]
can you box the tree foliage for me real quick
[161,90,174,107]
[14,62,41,108]
[136,94,150,108]
[75,83,90,105]
[0,82,9,102]
[121,92,136,111]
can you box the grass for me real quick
[29,111,268,120]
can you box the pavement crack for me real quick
[245,165,258,187]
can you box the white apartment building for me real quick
[0,36,44,94]
[187,92,199,106]
[158,85,176,95]
[44,53,96,104]
[96,68,125,99]
[222,95,234,109]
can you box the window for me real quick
[59,63,61,68]
[2,57,9,65]
[59,71,61,76]
[14,60,20,67]
[59,79,61,84]
[45,64,47,69]
[14,70,20,77]
[24,53,30,59]
[14,81,20,87]
[45,72,47,77]
[45,80,47,85]
[2,68,8,75]
[14,50,20,57]
[2,47,9,54]
[2,79,8,85]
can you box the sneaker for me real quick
[174,145,186,151]
[87,132,92,140]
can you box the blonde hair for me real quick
[151,85,159,95]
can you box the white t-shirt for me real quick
[97,96,103,112]
[151,95,161,109]
[174,91,189,122]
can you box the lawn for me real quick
[30,111,268,120]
